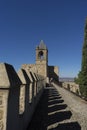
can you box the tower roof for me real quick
[38,40,47,49]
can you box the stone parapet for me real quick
[18,69,30,84]
[0,63,22,130]
[0,63,45,130]
[62,81,80,95]
[0,63,21,88]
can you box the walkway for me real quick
[26,83,87,130]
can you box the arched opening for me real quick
[38,51,44,60]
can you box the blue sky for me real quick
[0,0,87,77]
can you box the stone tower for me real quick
[21,40,59,82]
[36,40,48,77]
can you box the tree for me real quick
[78,18,87,98]
[74,77,79,84]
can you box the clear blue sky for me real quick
[0,0,87,77]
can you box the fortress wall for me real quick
[48,66,59,81]
[0,63,45,130]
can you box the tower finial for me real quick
[41,40,44,43]
[39,40,47,49]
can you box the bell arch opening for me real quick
[38,51,44,60]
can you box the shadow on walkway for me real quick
[27,87,81,130]
[49,122,81,130]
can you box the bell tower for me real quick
[36,40,48,77]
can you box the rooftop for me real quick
[36,40,47,50]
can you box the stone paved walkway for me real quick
[26,84,85,130]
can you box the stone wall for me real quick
[0,63,46,130]
[62,81,80,95]
[48,66,59,81]
[22,63,48,78]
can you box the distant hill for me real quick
[59,77,74,82]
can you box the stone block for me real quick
[25,69,33,83]
[0,63,21,88]
[18,69,30,84]
[35,74,39,81]
[31,72,37,81]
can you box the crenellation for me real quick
[0,40,86,130]
[0,40,58,130]
[0,63,45,130]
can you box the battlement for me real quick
[0,63,45,130]
[0,41,59,130]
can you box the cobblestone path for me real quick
[26,83,87,130]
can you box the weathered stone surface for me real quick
[25,70,34,82]
[31,72,37,81]
[0,90,9,130]
[53,83,87,130]
[18,69,30,84]
[0,63,21,88]
[19,85,25,114]
[62,81,80,94]
[27,84,87,130]
[35,73,39,81]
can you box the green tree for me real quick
[78,18,87,98]
[74,77,79,84]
